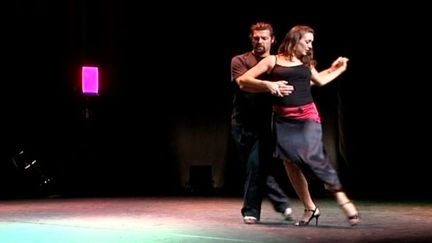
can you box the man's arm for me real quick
[235,57,274,93]
[231,55,273,92]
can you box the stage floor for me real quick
[1,197,431,242]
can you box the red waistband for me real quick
[272,102,321,123]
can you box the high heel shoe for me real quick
[340,201,360,226]
[294,208,320,226]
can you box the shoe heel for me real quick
[348,214,360,226]
[294,208,320,226]
[340,201,360,226]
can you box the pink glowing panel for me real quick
[82,66,99,95]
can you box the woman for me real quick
[237,25,360,226]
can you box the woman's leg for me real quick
[284,160,320,225]
[334,191,360,226]
[297,121,360,225]
[284,160,315,209]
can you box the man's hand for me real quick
[266,81,294,97]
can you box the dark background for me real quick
[1,1,430,200]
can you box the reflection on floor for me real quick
[1,197,432,242]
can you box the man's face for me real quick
[251,30,274,57]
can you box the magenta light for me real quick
[82,66,99,95]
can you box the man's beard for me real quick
[254,45,265,55]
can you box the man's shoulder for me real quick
[232,51,253,60]
[231,52,256,64]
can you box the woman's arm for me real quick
[311,57,349,86]
[237,56,292,96]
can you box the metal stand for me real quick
[11,150,54,194]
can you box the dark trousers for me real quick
[232,126,290,220]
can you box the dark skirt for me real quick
[272,115,342,191]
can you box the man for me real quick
[230,22,294,224]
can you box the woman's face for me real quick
[295,32,314,56]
